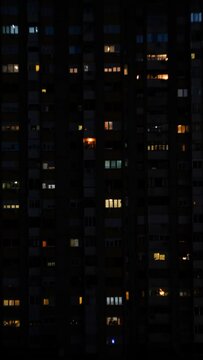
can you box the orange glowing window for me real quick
[83,137,96,148]
[42,240,47,248]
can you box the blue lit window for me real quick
[191,12,202,23]
[2,25,18,34]
[29,26,38,34]
[157,33,168,42]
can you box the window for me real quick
[3,204,19,209]
[105,199,122,208]
[104,121,113,130]
[125,291,129,300]
[177,88,188,97]
[29,26,38,34]
[147,73,168,80]
[191,12,202,23]
[2,64,19,73]
[124,65,128,75]
[69,46,81,54]
[104,44,120,53]
[43,298,49,305]
[3,320,20,327]
[147,144,169,151]
[147,54,168,61]
[3,299,20,306]
[2,25,19,34]
[79,296,83,305]
[105,160,122,169]
[44,26,54,35]
[106,296,122,305]
[103,25,120,34]
[83,137,96,148]
[2,180,20,190]
[106,317,121,325]
[35,64,40,72]
[68,26,81,35]
[177,125,189,133]
[70,238,79,247]
[153,253,166,261]
[136,34,144,43]
[69,66,78,74]
[104,65,121,73]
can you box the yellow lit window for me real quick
[147,54,168,61]
[78,125,83,131]
[41,88,47,93]
[147,73,168,80]
[35,64,40,72]
[105,199,122,208]
[191,53,196,60]
[79,296,83,305]
[125,291,129,300]
[104,45,115,53]
[3,320,20,327]
[43,298,49,305]
[153,253,166,261]
[181,254,190,260]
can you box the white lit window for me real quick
[106,317,121,325]
[106,296,122,305]
[177,88,188,97]
[2,64,19,73]
[70,238,79,247]
[29,26,38,34]
[2,25,19,34]
[69,66,78,74]
[105,160,122,169]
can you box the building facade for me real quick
[0,0,203,358]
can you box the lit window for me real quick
[106,317,121,325]
[41,88,47,93]
[2,64,19,73]
[191,53,196,60]
[79,296,83,305]
[181,144,186,152]
[35,64,40,72]
[177,88,188,97]
[106,296,122,305]
[159,288,168,296]
[147,73,168,80]
[147,54,168,61]
[124,65,128,75]
[3,299,20,306]
[105,199,122,208]
[104,44,120,53]
[3,203,19,209]
[125,291,129,300]
[69,66,78,74]
[70,238,79,247]
[104,121,113,130]
[105,160,122,169]
[83,137,96,148]
[181,254,190,261]
[78,125,83,131]
[104,65,121,73]
[147,144,169,151]
[42,240,47,248]
[43,298,49,305]
[47,261,55,267]
[177,125,189,133]
[2,25,19,34]
[153,253,166,261]
[29,26,38,34]
[3,320,20,327]
[191,12,202,23]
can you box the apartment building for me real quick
[0,0,203,358]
